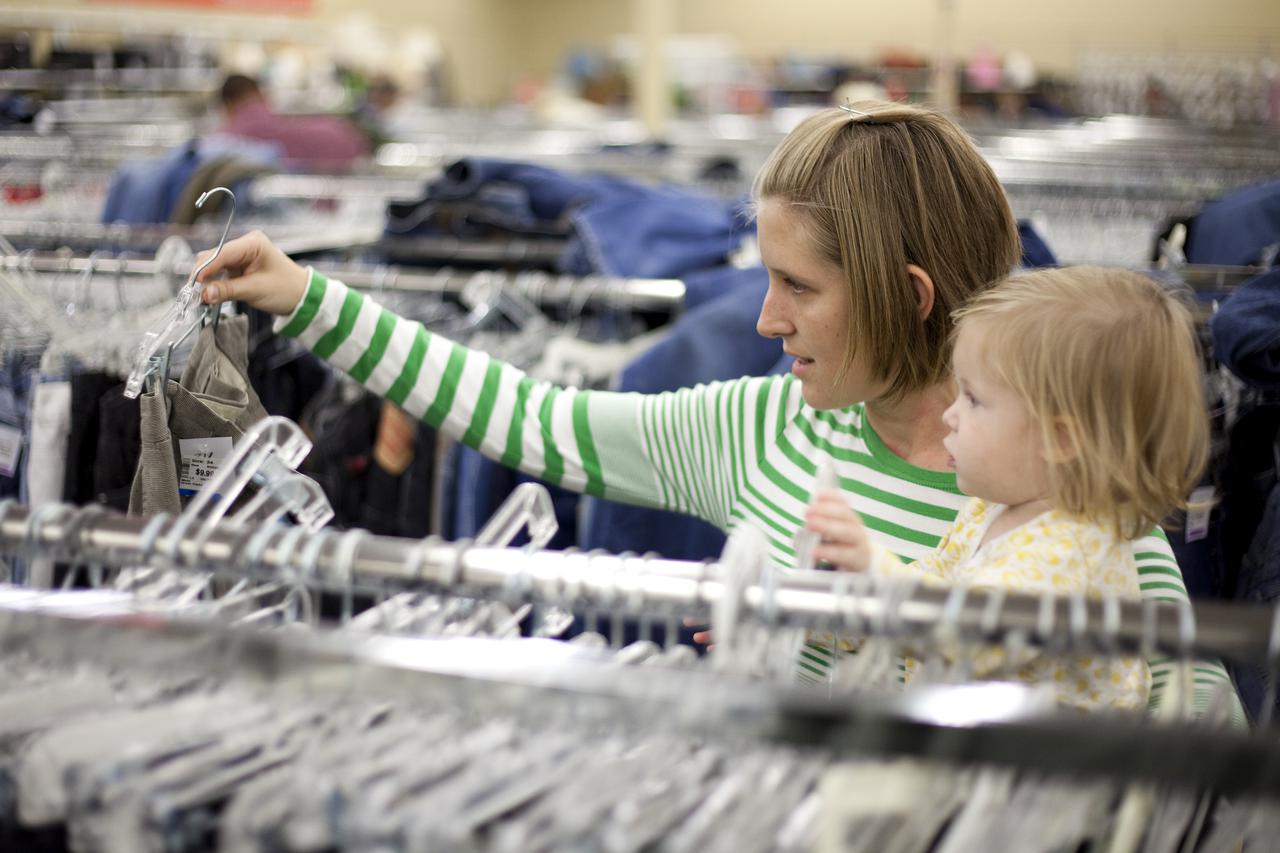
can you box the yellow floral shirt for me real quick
[869,498,1152,713]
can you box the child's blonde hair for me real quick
[953,267,1208,540]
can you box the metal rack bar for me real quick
[249,174,434,203]
[2,514,1280,795]
[0,502,1274,669]
[0,221,569,267]
[0,250,687,311]
[8,244,1255,305]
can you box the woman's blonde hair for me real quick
[954,267,1209,540]
[752,101,1020,402]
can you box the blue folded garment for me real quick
[390,157,753,279]
[1017,220,1057,268]
[1211,266,1280,388]
[567,185,753,279]
[1187,180,1280,267]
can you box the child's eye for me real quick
[964,391,979,406]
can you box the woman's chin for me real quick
[799,386,842,411]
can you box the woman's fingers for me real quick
[195,231,265,284]
[194,231,309,316]
[684,617,713,646]
[804,507,865,536]
[805,492,871,571]
[813,542,870,571]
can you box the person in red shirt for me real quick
[219,74,368,169]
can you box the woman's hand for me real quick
[805,491,874,572]
[373,401,418,475]
[685,617,713,649]
[195,230,309,317]
[689,490,872,647]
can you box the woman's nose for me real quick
[941,399,959,429]
[756,287,793,339]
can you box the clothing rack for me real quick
[0,219,290,253]
[1,500,1275,670]
[4,245,1253,309]
[327,259,686,310]
[0,218,568,262]
[0,218,567,266]
[0,248,687,311]
[0,128,195,169]
[0,547,1278,798]
[249,173,434,203]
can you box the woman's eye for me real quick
[965,391,979,406]
[784,279,806,294]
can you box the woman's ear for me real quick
[907,264,936,321]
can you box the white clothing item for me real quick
[25,380,71,588]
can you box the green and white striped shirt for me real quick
[279,269,1243,721]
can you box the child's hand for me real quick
[805,491,874,572]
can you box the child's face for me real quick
[941,324,1051,506]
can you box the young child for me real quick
[804,267,1210,712]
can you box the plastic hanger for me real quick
[710,524,768,673]
[124,186,236,400]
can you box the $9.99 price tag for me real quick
[178,437,233,497]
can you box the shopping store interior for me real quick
[0,1,1279,849]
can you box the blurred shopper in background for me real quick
[219,73,368,169]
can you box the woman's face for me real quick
[755,199,881,409]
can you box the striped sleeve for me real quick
[624,375,780,530]
[273,270,741,523]
[1130,529,1246,726]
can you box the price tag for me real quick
[0,424,22,478]
[178,437,232,497]
[1184,486,1215,543]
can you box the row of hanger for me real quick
[0,407,1276,694]
[0,410,1279,853]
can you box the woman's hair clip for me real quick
[840,101,870,120]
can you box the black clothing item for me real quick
[1217,399,1280,599]
[0,767,67,853]
[92,383,141,514]
[301,390,435,538]
[245,308,330,424]
[62,372,120,506]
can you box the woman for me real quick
[196,101,1237,717]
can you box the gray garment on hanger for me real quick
[128,315,268,517]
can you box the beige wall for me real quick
[489,0,1280,101]
[675,0,1280,70]
[3,0,1278,104]
[503,1,630,86]
[313,0,514,104]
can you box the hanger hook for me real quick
[191,186,237,284]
